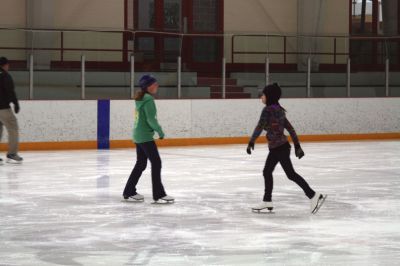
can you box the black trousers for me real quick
[263,142,315,202]
[123,141,166,200]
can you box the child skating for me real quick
[123,75,174,204]
[247,83,326,214]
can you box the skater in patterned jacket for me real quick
[123,75,174,204]
[247,83,325,214]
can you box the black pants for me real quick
[123,141,166,200]
[263,142,315,202]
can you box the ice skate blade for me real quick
[6,159,22,164]
[121,198,144,203]
[312,194,327,214]
[252,207,274,214]
[152,199,175,205]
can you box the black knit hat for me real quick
[262,83,282,106]
[139,74,157,91]
[0,57,9,66]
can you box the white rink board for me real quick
[191,99,260,138]
[2,98,399,143]
[14,100,97,142]
[280,98,400,135]
[110,98,400,140]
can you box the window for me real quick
[137,0,155,30]
[193,0,218,32]
[164,0,182,31]
[350,0,399,65]
[351,0,375,35]
[192,37,217,62]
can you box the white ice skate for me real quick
[252,201,274,213]
[310,193,327,214]
[123,193,144,202]
[152,195,175,204]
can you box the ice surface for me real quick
[0,141,399,265]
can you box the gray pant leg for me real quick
[0,120,3,141]
[0,109,19,155]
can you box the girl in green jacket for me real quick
[123,75,174,204]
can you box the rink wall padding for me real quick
[97,100,110,149]
[0,98,399,151]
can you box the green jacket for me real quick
[133,93,164,143]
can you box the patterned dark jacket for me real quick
[250,104,299,149]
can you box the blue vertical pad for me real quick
[97,100,110,149]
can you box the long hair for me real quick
[134,91,147,101]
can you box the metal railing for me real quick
[231,34,400,65]
[0,27,399,99]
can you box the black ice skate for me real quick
[252,201,274,213]
[6,154,23,164]
[310,193,327,214]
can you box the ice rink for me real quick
[1,141,399,265]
